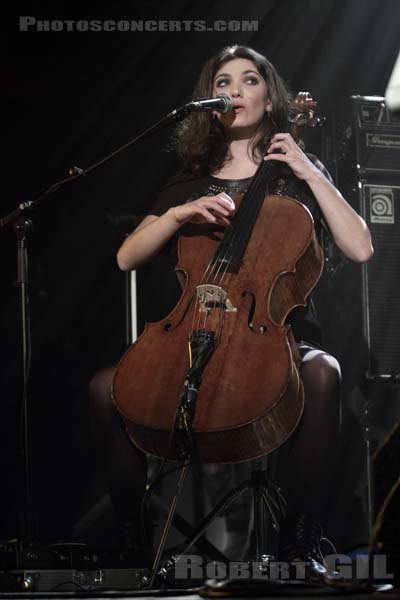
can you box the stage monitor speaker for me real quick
[349,179,400,377]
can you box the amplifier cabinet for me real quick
[337,96,400,178]
[354,179,400,377]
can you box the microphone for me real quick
[188,94,233,114]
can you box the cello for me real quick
[112,93,324,464]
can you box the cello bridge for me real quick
[196,284,237,313]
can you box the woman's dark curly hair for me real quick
[175,45,291,176]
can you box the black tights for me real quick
[89,368,147,532]
[89,345,341,538]
[281,344,342,524]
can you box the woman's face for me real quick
[212,58,272,137]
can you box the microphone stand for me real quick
[0,99,209,543]
[147,329,216,589]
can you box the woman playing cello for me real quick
[91,45,373,574]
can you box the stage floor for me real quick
[0,587,398,599]
[0,575,397,599]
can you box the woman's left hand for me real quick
[264,133,320,182]
[264,133,374,263]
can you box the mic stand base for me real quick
[157,455,285,588]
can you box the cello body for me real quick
[112,192,324,463]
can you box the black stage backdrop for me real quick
[2,0,400,553]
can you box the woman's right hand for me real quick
[172,192,236,227]
[117,193,235,271]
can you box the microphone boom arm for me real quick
[1,95,231,228]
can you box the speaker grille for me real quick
[361,182,400,376]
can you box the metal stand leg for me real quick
[148,461,190,588]
[155,454,286,587]
[361,377,382,538]
[251,457,286,564]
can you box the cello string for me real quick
[188,167,267,342]
[219,159,272,279]
[194,144,275,331]
[209,158,271,286]
[199,169,262,285]
[201,107,298,288]
[215,157,271,281]
[216,304,225,341]
[190,159,269,337]
[209,188,260,285]
[205,164,265,284]
[191,286,203,335]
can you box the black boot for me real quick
[280,514,343,582]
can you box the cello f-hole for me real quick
[242,290,268,334]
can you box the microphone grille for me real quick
[217,93,233,113]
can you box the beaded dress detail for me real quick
[205,176,252,197]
